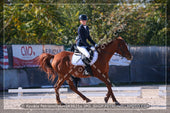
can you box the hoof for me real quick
[86,98,92,103]
[57,102,65,105]
[104,97,108,103]
[115,101,121,106]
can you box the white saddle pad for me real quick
[71,51,98,66]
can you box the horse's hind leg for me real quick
[66,77,91,103]
[54,75,70,105]
[54,79,63,105]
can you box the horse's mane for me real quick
[96,37,117,50]
[95,37,124,53]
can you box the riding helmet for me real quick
[79,14,88,20]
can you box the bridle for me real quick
[117,42,126,58]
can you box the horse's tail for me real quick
[39,53,55,82]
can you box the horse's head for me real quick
[114,37,132,60]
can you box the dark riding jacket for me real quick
[76,24,96,47]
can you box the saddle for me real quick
[71,45,98,66]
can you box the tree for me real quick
[2,0,167,46]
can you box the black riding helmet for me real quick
[79,14,88,20]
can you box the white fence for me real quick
[8,87,68,99]
[158,86,170,98]
[78,87,142,98]
[8,86,142,99]
[159,86,166,98]
[7,86,170,99]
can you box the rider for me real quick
[76,14,98,76]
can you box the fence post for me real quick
[18,87,23,97]
[138,87,142,98]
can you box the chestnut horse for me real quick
[39,37,132,105]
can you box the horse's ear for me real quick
[117,36,123,40]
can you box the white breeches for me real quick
[77,46,90,58]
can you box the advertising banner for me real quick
[43,45,64,55]
[12,45,64,68]
[12,45,42,68]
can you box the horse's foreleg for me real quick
[66,77,91,103]
[97,74,120,105]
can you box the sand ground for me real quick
[3,85,167,110]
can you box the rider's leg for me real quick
[77,46,90,58]
[77,46,93,76]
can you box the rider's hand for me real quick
[90,46,95,51]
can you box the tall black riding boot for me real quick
[82,57,94,76]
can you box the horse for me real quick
[39,36,132,105]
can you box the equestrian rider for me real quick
[76,14,98,76]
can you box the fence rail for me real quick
[8,87,68,99]
[158,86,170,98]
[78,87,142,98]
[8,86,142,99]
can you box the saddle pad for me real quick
[71,51,98,66]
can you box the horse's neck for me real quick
[98,40,117,63]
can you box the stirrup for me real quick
[83,66,94,76]
[83,70,90,76]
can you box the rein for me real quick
[95,42,125,58]
[98,50,124,59]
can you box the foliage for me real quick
[0,1,3,44]
[1,0,168,46]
